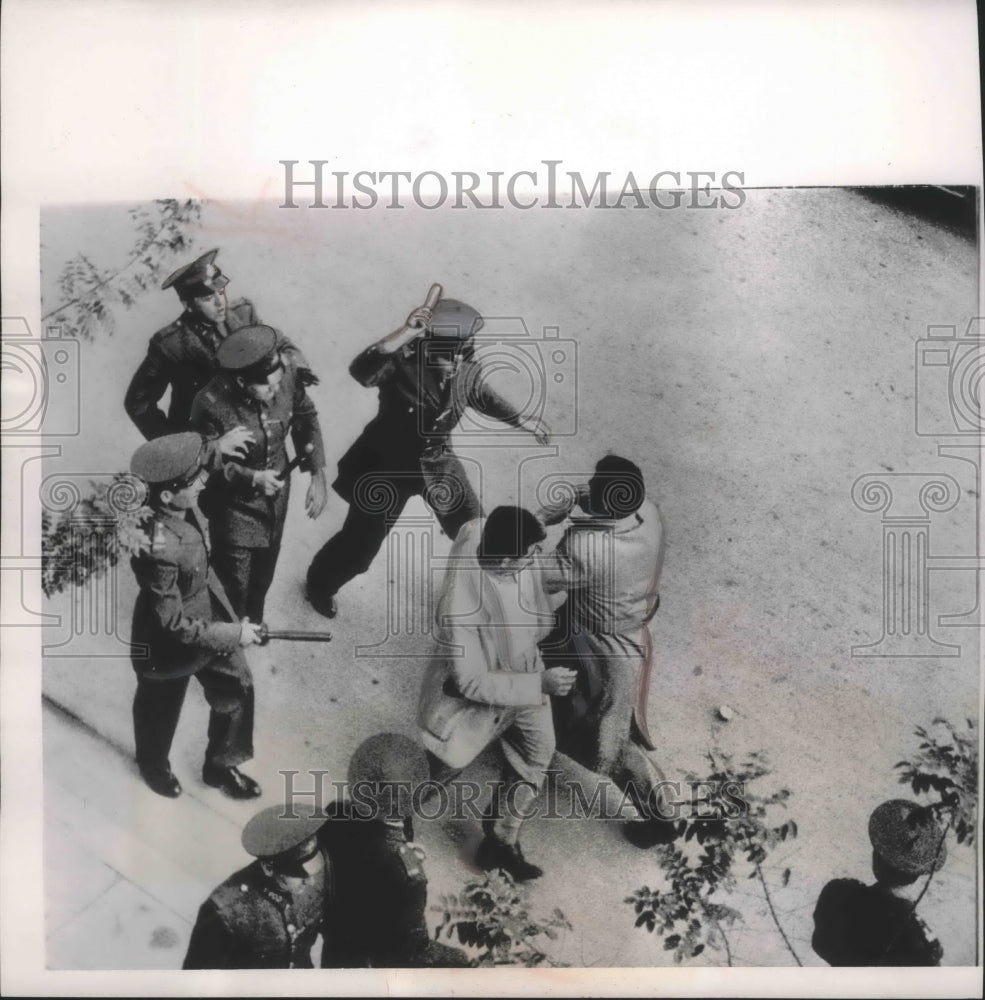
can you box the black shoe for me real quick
[475,836,543,881]
[622,818,682,849]
[202,765,262,799]
[306,582,337,619]
[139,765,182,799]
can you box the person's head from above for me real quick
[217,325,285,404]
[478,505,546,576]
[867,799,947,886]
[347,732,430,823]
[130,431,209,511]
[162,248,230,324]
[241,803,328,888]
[583,454,646,519]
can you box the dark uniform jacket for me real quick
[321,816,468,969]
[129,507,241,680]
[125,299,309,439]
[812,878,943,966]
[183,848,336,970]
[334,340,524,504]
[190,354,326,549]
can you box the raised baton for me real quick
[405,283,443,331]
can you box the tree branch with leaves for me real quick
[432,869,572,967]
[626,748,801,965]
[43,199,203,340]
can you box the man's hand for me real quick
[542,667,577,696]
[305,469,328,519]
[252,470,284,496]
[217,425,255,460]
[405,305,433,330]
[239,619,263,646]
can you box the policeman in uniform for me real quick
[184,803,336,969]
[129,432,263,800]
[124,248,317,459]
[322,733,469,968]
[190,325,327,623]
[812,799,946,966]
[306,295,550,619]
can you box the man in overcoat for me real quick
[190,325,327,622]
[129,431,263,800]
[538,455,675,847]
[124,248,316,460]
[306,294,550,619]
[417,506,576,881]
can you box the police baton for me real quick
[258,622,333,645]
[404,283,443,333]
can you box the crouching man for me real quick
[538,455,676,846]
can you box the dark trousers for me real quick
[541,616,671,823]
[212,536,283,623]
[133,652,254,773]
[307,465,479,601]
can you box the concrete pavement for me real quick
[39,187,980,969]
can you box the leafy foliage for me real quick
[625,748,800,965]
[42,474,153,598]
[44,200,203,340]
[896,717,978,846]
[432,869,572,967]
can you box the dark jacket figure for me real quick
[812,878,943,966]
[125,248,312,440]
[812,799,946,966]
[129,432,262,801]
[322,815,469,968]
[306,294,549,617]
[190,325,327,622]
[184,804,336,969]
[130,504,242,681]
[322,732,469,968]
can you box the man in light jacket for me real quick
[417,506,576,881]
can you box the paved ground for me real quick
[38,188,980,969]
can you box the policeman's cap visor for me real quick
[162,249,231,299]
[131,432,208,491]
[164,460,208,492]
[268,837,322,877]
[180,269,230,300]
[237,355,284,385]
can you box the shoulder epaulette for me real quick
[150,519,169,553]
